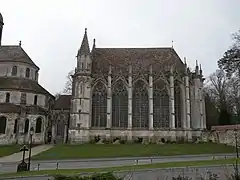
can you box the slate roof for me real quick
[91,47,184,74]
[0,77,53,97]
[53,95,71,110]
[0,46,39,69]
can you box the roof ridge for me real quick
[95,47,172,49]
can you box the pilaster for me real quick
[107,66,112,129]
[169,67,175,129]
[185,74,191,129]
[149,65,153,130]
[180,82,186,129]
[128,65,132,130]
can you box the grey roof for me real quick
[53,95,71,110]
[0,77,54,97]
[0,46,39,69]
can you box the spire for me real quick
[184,57,188,75]
[200,64,203,76]
[77,28,90,56]
[92,38,96,50]
[195,60,199,75]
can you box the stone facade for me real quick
[0,13,54,145]
[67,29,207,143]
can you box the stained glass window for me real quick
[112,81,128,128]
[132,80,149,129]
[153,81,170,128]
[91,82,107,127]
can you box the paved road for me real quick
[0,153,236,174]
[1,165,238,180]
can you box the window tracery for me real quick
[132,80,149,129]
[91,82,107,127]
[153,81,170,128]
[112,81,128,128]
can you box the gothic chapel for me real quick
[68,28,206,143]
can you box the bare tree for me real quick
[228,76,240,116]
[63,70,74,95]
[205,69,230,110]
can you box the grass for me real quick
[32,143,235,160]
[0,158,238,178]
[0,144,21,157]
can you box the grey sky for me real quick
[1,0,240,95]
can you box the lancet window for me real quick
[153,80,170,128]
[132,80,149,129]
[91,82,107,127]
[112,81,128,128]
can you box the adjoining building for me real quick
[0,13,54,145]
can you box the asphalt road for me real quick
[0,153,236,174]
[1,165,238,180]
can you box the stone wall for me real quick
[0,90,46,108]
[201,125,240,146]
[68,129,203,144]
[0,61,38,81]
[0,112,47,145]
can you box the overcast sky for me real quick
[1,0,240,95]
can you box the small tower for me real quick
[0,12,4,46]
[191,60,203,130]
[69,28,92,143]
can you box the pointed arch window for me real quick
[5,92,10,103]
[132,80,149,129]
[153,80,170,128]
[0,116,7,134]
[174,81,182,128]
[24,119,29,133]
[35,117,42,133]
[91,82,107,127]
[12,66,17,76]
[112,81,128,128]
[25,68,30,78]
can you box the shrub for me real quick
[103,138,112,144]
[160,138,166,143]
[134,137,143,144]
[176,137,185,144]
[94,135,101,143]
[54,172,123,180]
[119,139,126,144]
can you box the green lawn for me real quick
[0,158,238,178]
[32,143,235,160]
[0,145,21,157]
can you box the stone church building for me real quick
[0,13,54,145]
[65,28,207,143]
